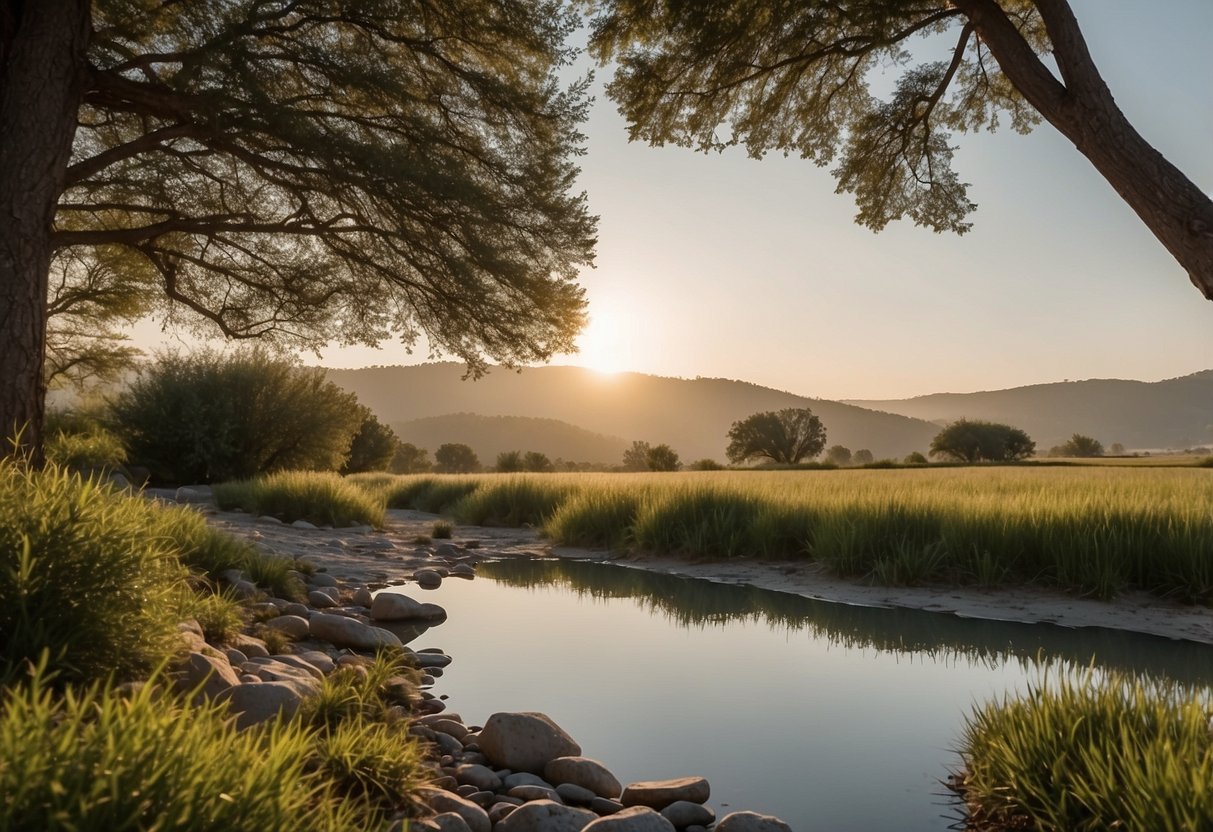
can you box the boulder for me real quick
[176,651,240,701]
[308,572,340,587]
[508,785,563,803]
[503,772,553,791]
[714,813,793,832]
[371,591,447,621]
[659,803,715,829]
[264,614,310,639]
[477,712,581,773]
[557,783,597,806]
[620,779,710,811]
[583,807,677,832]
[233,633,270,658]
[431,813,473,832]
[495,800,596,832]
[309,612,401,651]
[590,799,625,817]
[263,654,325,681]
[454,764,502,792]
[545,757,623,799]
[419,787,491,832]
[296,650,335,674]
[414,568,443,589]
[216,681,304,729]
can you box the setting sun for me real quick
[574,307,634,375]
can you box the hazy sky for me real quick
[133,1,1213,401]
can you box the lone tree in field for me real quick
[0,1,596,459]
[582,1,1213,296]
[1057,433,1104,457]
[645,443,681,472]
[726,408,826,466]
[930,419,1035,463]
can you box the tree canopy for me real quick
[1,0,597,457]
[581,0,1213,296]
[434,443,481,474]
[929,419,1035,463]
[726,408,826,465]
[1053,433,1104,458]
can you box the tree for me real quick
[496,450,525,473]
[824,445,853,467]
[523,451,555,473]
[1057,433,1104,457]
[689,458,725,471]
[725,408,826,465]
[929,419,1036,463]
[1109,442,1126,456]
[434,443,481,474]
[622,440,651,471]
[582,2,1213,299]
[645,443,681,471]
[341,407,399,474]
[1,1,596,460]
[852,449,875,466]
[390,442,431,475]
[904,451,929,465]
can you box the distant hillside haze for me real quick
[325,363,940,462]
[392,413,629,465]
[847,371,1213,450]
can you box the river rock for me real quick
[451,563,475,579]
[353,587,374,607]
[503,772,554,790]
[495,800,596,832]
[309,612,401,651]
[583,807,676,832]
[478,712,581,773]
[264,614,310,639]
[659,803,715,828]
[490,804,519,824]
[264,653,325,681]
[420,787,491,832]
[415,568,443,589]
[175,485,214,504]
[176,651,240,701]
[240,659,322,694]
[508,785,563,803]
[545,757,623,799]
[308,590,339,608]
[431,812,473,832]
[216,681,304,729]
[429,718,470,740]
[415,652,453,669]
[557,783,597,806]
[309,572,340,587]
[714,813,792,832]
[620,779,709,811]
[455,764,502,791]
[282,602,310,618]
[233,633,269,658]
[371,591,447,621]
[296,650,335,674]
[590,799,625,817]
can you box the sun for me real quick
[575,310,631,375]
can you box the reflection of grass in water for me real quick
[478,559,1213,686]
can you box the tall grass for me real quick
[957,667,1213,830]
[215,471,385,528]
[358,469,1213,601]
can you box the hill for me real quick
[846,371,1213,451]
[325,363,940,462]
[392,413,629,466]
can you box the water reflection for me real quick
[478,558,1213,685]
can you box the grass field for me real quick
[354,467,1213,601]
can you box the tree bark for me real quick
[0,0,91,460]
[957,0,1213,298]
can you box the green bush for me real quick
[215,471,386,529]
[453,477,576,526]
[340,407,399,474]
[111,348,364,484]
[44,428,127,471]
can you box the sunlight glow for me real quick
[575,307,633,375]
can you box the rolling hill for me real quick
[325,363,940,462]
[392,413,630,466]
[846,371,1213,451]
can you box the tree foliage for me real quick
[645,443,681,472]
[852,448,875,466]
[340,407,399,474]
[726,408,826,465]
[622,440,651,471]
[1058,433,1104,457]
[580,0,1213,295]
[496,450,525,473]
[929,419,1035,463]
[523,451,555,473]
[390,442,431,475]
[434,443,481,474]
[824,445,853,467]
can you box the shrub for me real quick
[903,451,928,464]
[340,407,399,474]
[214,471,386,528]
[852,448,874,465]
[434,443,481,473]
[689,458,724,471]
[44,428,127,471]
[453,477,577,526]
[186,590,246,644]
[111,347,363,483]
[496,450,524,472]
[431,521,454,539]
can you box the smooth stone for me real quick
[415,653,453,669]
[308,590,339,608]
[308,572,340,587]
[659,803,715,828]
[308,612,401,651]
[494,796,526,807]
[467,791,496,808]
[420,787,491,832]
[450,563,475,579]
[620,779,710,811]
[430,718,470,740]
[282,602,310,618]
[175,485,214,503]
[417,712,464,727]
[584,808,676,832]
[455,764,502,791]
[433,731,465,757]
[257,515,284,525]
[590,799,625,817]
[714,813,793,832]
[216,681,303,729]
[232,633,269,658]
[502,772,553,790]
[545,757,623,800]
[495,800,596,832]
[435,543,462,558]
[295,650,335,674]
[489,804,519,824]
[414,569,443,589]
[371,591,446,621]
[292,519,317,530]
[431,812,473,832]
[239,673,260,684]
[557,783,598,806]
[176,651,240,701]
[264,614,310,639]
[477,712,581,773]
[353,587,374,607]
[457,785,479,798]
[508,785,563,803]
[223,647,248,667]
[239,659,321,694]
[265,653,324,681]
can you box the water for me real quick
[384,559,1213,832]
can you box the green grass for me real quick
[957,667,1213,831]
[215,471,385,528]
[43,428,127,471]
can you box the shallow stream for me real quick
[384,559,1213,832]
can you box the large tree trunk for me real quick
[959,0,1213,297]
[0,0,91,461]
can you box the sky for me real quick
[132,1,1213,401]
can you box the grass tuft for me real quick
[215,471,385,528]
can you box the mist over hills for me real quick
[847,371,1213,450]
[325,363,940,462]
[393,413,629,465]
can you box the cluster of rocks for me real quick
[409,711,792,832]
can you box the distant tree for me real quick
[434,443,481,474]
[646,444,682,472]
[726,408,826,465]
[523,451,555,473]
[496,450,524,473]
[904,451,929,465]
[1110,442,1126,456]
[852,449,875,466]
[824,445,853,467]
[622,440,652,472]
[929,420,1035,463]
[390,443,431,475]
[341,407,399,474]
[689,458,725,471]
[1058,434,1104,457]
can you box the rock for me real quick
[477,712,581,773]
[557,783,597,806]
[467,791,496,808]
[371,591,441,621]
[431,812,473,832]
[457,785,479,798]
[545,758,623,800]
[353,587,374,607]
[240,659,322,694]
[265,654,325,681]
[216,681,304,729]
[496,801,596,832]
[490,804,519,824]
[418,602,447,620]
[659,803,715,829]
[232,634,270,659]
[264,614,311,639]
[257,514,284,525]
[228,578,260,600]
[429,718,470,740]
[308,590,339,608]
[620,779,710,811]
[176,651,240,701]
[282,602,310,618]
[432,731,465,757]
[508,785,563,803]
[414,569,443,589]
[714,813,793,832]
[223,648,248,666]
[175,485,214,504]
[309,612,402,651]
[415,653,453,669]
[582,808,676,832]
[436,543,462,558]
[296,650,335,674]
[455,764,502,792]
[590,799,625,817]
[417,711,464,727]
[450,563,476,579]
[420,787,491,832]
[178,619,204,638]
[503,772,553,790]
[292,519,318,530]
[308,572,340,588]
